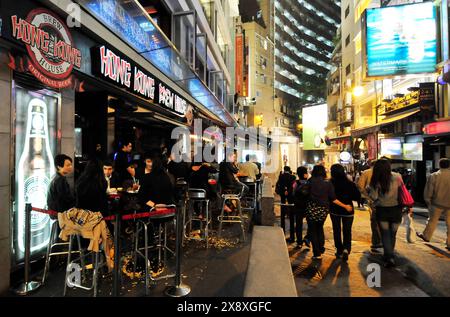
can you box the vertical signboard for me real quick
[235,34,243,94]
[13,85,59,264]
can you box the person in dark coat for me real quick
[75,160,108,216]
[47,154,75,218]
[114,141,133,185]
[103,160,121,191]
[277,166,296,243]
[330,164,361,261]
[139,155,175,211]
[307,165,353,259]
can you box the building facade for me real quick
[328,0,450,202]
[0,0,238,293]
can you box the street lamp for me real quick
[352,86,364,97]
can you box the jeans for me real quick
[369,204,382,248]
[296,209,311,244]
[376,206,402,261]
[330,214,354,254]
[308,219,325,256]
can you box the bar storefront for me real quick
[0,0,233,292]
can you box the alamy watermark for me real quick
[66,262,82,288]
[366,263,381,288]
[170,119,285,173]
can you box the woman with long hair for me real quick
[368,159,403,267]
[330,164,361,262]
[76,159,108,215]
[138,154,175,210]
[307,165,353,259]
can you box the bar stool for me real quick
[185,188,211,248]
[239,177,258,213]
[218,188,246,242]
[42,220,86,285]
[63,234,101,297]
[132,205,177,295]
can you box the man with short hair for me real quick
[103,160,121,191]
[114,141,133,184]
[417,158,450,250]
[47,154,75,217]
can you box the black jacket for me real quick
[114,150,131,184]
[75,177,108,214]
[219,161,239,188]
[277,172,296,203]
[47,173,75,213]
[330,179,361,215]
[139,170,175,210]
[309,176,337,208]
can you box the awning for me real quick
[352,108,420,138]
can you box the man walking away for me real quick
[417,158,450,251]
[357,160,383,253]
[277,166,297,243]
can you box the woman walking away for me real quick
[307,165,353,260]
[330,164,361,262]
[368,159,403,268]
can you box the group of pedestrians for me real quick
[277,157,450,267]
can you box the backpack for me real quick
[294,180,310,209]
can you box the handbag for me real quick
[306,200,329,222]
[398,177,414,207]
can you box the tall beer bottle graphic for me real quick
[17,98,55,256]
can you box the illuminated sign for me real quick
[380,138,402,158]
[302,104,328,150]
[14,87,59,263]
[92,46,188,116]
[366,2,437,77]
[423,120,450,135]
[10,8,82,89]
[403,143,423,161]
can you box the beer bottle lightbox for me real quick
[14,90,58,264]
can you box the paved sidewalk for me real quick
[279,209,450,297]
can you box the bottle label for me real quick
[24,174,51,232]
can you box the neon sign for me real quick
[10,8,82,89]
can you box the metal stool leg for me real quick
[205,200,210,249]
[237,200,246,242]
[144,223,149,296]
[93,251,99,297]
[132,222,140,279]
[218,198,227,239]
[76,235,87,283]
[63,235,74,296]
[42,221,57,285]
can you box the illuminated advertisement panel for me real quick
[366,2,437,77]
[13,85,59,264]
[302,104,328,150]
[403,142,423,161]
[380,138,402,159]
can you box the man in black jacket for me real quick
[47,154,75,218]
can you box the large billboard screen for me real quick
[302,104,328,151]
[366,2,437,77]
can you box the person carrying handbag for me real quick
[368,159,408,268]
[306,165,353,260]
